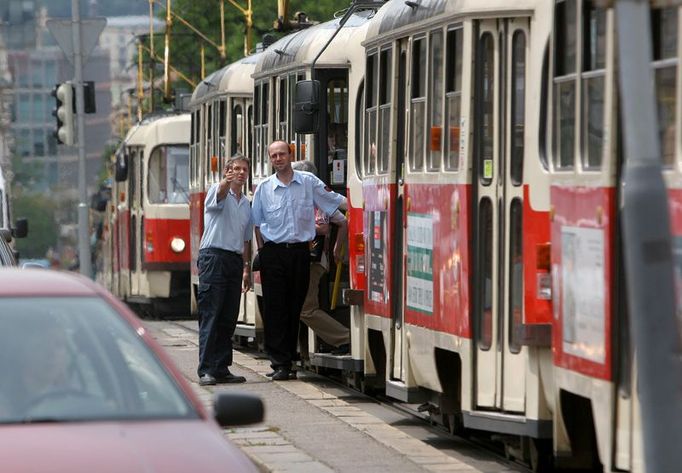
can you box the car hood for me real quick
[0,420,258,473]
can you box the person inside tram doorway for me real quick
[291,160,350,356]
[196,155,252,386]
[252,141,347,381]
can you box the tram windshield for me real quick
[148,145,190,204]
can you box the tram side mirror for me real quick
[115,150,128,182]
[294,80,320,134]
[12,218,28,239]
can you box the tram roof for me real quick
[124,113,190,147]
[365,0,541,46]
[189,53,260,107]
[252,11,372,79]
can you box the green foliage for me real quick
[152,0,351,98]
[12,192,58,259]
[10,154,44,192]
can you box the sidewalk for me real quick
[148,321,518,473]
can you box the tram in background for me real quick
[188,53,261,335]
[251,10,374,372]
[99,113,191,317]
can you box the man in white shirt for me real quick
[197,156,252,386]
[252,141,346,380]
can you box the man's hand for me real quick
[242,269,251,293]
[316,222,330,236]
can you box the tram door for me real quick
[472,18,529,412]
[391,41,408,381]
[129,147,144,296]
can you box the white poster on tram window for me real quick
[407,213,434,314]
[561,226,606,363]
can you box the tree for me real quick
[146,0,351,102]
[12,192,58,259]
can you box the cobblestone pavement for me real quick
[147,321,524,473]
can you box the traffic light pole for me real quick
[615,1,682,471]
[71,0,91,277]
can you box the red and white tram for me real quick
[188,54,260,333]
[101,113,191,317]
[354,0,555,466]
[251,10,374,372]
[544,1,679,471]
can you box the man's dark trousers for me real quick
[197,247,242,377]
[260,243,310,370]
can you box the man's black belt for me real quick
[200,247,242,258]
[264,241,309,250]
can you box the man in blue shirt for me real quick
[252,140,346,380]
[197,155,253,386]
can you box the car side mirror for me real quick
[12,218,28,238]
[293,80,320,134]
[213,392,264,427]
[115,150,128,182]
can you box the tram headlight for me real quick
[170,237,186,253]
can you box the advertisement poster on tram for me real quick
[560,226,606,363]
[407,213,434,314]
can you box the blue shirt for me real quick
[199,184,253,253]
[252,170,344,243]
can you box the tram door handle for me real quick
[398,178,404,186]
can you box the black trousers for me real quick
[259,243,310,370]
[196,247,242,377]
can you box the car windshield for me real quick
[0,297,197,424]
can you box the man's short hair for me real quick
[227,154,250,169]
[291,160,317,174]
[267,140,290,157]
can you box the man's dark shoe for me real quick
[271,368,296,381]
[199,374,216,386]
[265,370,275,377]
[216,372,246,384]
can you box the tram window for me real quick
[555,0,577,76]
[445,27,463,171]
[510,30,526,185]
[428,30,444,171]
[262,82,270,176]
[477,197,493,351]
[247,105,253,181]
[219,99,226,159]
[254,84,261,178]
[479,33,495,185]
[365,53,378,175]
[581,4,606,171]
[508,198,523,354]
[355,81,365,180]
[553,0,577,170]
[128,149,136,203]
[148,145,190,204]
[207,103,213,141]
[378,48,392,173]
[293,73,304,161]
[327,79,349,172]
[652,7,678,168]
[231,103,244,157]
[410,37,427,171]
[279,76,288,140]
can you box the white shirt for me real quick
[251,170,344,243]
[199,184,252,253]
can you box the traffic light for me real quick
[52,82,74,145]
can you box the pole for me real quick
[71,0,91,277]
[615,1,682,471]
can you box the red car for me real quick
[0,268,262,472]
